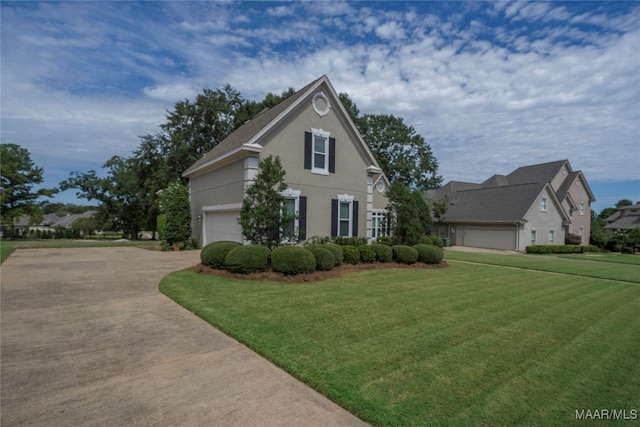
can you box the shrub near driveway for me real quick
[392,245,419,264]
[271,246,316,275]
[224,245,271,274]
[413,244,444,264]
[201,241,242,269]
[306,245,335,271]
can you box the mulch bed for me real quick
[189,261,449,283]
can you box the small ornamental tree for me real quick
[159,180,191,247]
[386,181,431,246]
[240,155,297,249]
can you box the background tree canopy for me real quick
[339,93,442,191]
[1,143,57,237]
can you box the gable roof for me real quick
[604,203,640,230]
[183,75,383,179]
[442,182,567,223]
[432,159,593,224]
[507,160,569,185]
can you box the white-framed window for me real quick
[281,189,300,241]
[541,197,548,211]
[337,194,354,237]
[372,209,388,239]
[579,203,585,215]
[531,230,537,245]
[579,227,584,242]
[311,128,330,175]
[549,230,555,244]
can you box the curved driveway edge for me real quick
[1,247,367,426]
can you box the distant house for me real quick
[604,203,640,233]
[427,160,595,251]
[183,75,390,247]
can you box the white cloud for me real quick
[1,0,638,207]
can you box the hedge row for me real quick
[525,244,601,254]
[200,240,445,276]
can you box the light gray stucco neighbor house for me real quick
[183,75,390,247]
[427,160,595,251]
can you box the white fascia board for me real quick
[245,79,326,146]
[183,143,263,178]
[202,203,243,212]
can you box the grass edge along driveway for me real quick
[160,255,640,427]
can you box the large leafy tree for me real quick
[339,94,441,191]
[239,155,297,249]
[160,85,247,180]
[0,143,57,237]
[61,156,144,239]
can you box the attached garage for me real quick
[457,225,516,251]
[203,206,243,246]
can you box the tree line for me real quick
[2,83,441,242]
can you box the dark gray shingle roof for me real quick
[443,182,547,223]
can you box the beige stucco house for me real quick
[427,160,595,251]
[183,75,389,247]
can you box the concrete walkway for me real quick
[1,247,367,427]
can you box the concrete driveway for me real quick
[1,247,367,426]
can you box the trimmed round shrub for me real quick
[376,236,394,246]
[392,245,419,265]
[341,245,360,265]
[307,245,335,271]
[358,245,377,263]
[272,246,316,275]
[413,244,444,264]
[201,241,242,269]
[224,245,271,274]
[430,236,444,248]
[325,243,343,266]
[370,243,393,263]
[421,236,433,245]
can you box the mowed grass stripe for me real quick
[160,259,640,426]
[444,250,640,283]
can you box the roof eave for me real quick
[182,143,263,178]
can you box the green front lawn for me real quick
[444,250,640,283]
[160,258,640,426]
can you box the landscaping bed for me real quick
[190,259,449,283]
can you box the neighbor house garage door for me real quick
[462,226,516,251]
[203,210,243,246]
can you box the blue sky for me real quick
[1,1,639,214]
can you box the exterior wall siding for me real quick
[566,178,591,244]
[258,91,385,240]
[521,187,566,250]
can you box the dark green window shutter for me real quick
[304,132,312,170]
[331,199,338,237]
[352,200,359,236]
[329,137,336,173]
[299,196,307,240]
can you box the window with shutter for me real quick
[305,129,334,175]
[332,195,356,237]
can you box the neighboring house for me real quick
[604,203,640,233]
[427,160,595,251]
[1,210,98,237]
[183,75,390,247]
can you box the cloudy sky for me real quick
[2,1,639,213]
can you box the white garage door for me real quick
[462,226,515,251]
[203,210,243,246]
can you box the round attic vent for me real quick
[312,91,331,117]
